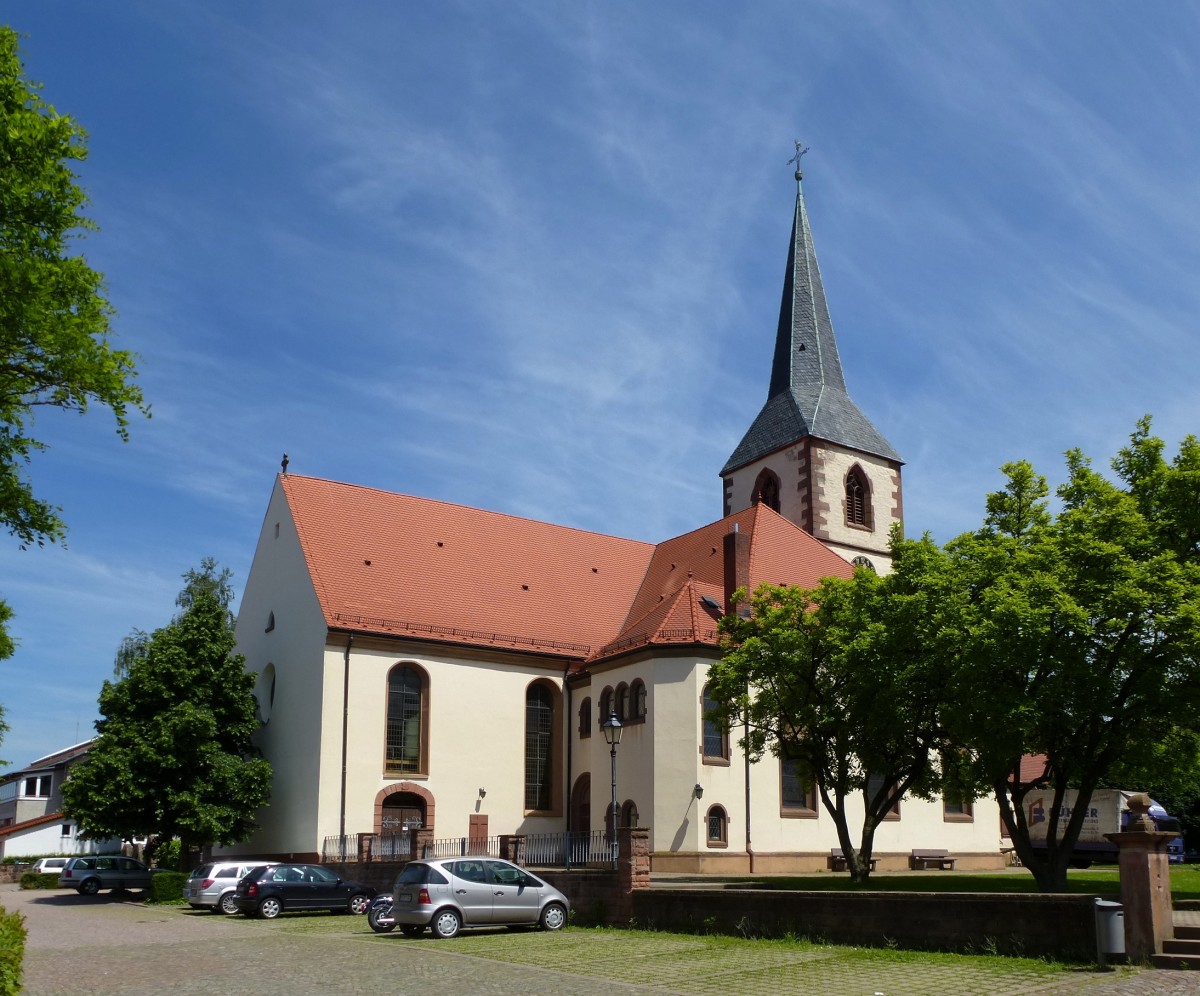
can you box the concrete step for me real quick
[1152,952,1200,970]
[1163,938,1200,955]
[1175,925,1200,941]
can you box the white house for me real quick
[230,172,1002,871]
[0,741,122,858]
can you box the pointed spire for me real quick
[723,151,900,474]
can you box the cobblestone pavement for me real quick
[5,884,1200,995]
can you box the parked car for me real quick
[31,857,69,875]
[184,860,274,915]
[58,856,162,895]
[370,857,569,938]
[231,862,375,919]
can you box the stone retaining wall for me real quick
[634,887,1098,958]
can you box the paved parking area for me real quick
[6,883,1200,995]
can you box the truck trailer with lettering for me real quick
[1024,788,1184,866]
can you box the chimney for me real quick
[723,522,751,617]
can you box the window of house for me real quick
[630,679,647,723]
[22,775,51,798]
[385,664,427,775]
[578,697,592,739]
[781,756,818,817]
[753,468,782,513]
[615,683,629,722]
[621,799,639,829]
[598,687,613,724]
[706,805,728,847]
[525,683,555,811]
[943,797,975,822]
[845,466,873,528]
[701,685,729,764]
[60,823,72,837]
[866,773,902,821]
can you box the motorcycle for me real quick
[367,894,396,933]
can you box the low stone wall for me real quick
[634,887,1098,959]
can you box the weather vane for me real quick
[788,140,810,179]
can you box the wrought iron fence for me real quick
[321,829,613,868]
[321,833,361,862]
[523,830,611,868]
[422,834,500,858]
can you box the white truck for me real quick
[1024,788,1184,865]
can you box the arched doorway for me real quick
[570,773,591,833]
[380,790,426,834]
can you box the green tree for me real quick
[945,419,1200,891]
[709,533,957,882]
[0,26,148,647]
[62,560,271,870]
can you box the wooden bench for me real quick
[909,848,956,870]
[829,847,878,872]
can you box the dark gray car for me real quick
[58,855,161,895]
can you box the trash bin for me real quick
[1094,898,1125,962]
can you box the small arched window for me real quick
[621,799,639,829]
[706,805,728,847]
[630,679,647,723]
[615,683,630,722]
[845,466,873,529]
[578,696,592,739]
[753,468,782,513]
[598,687,613,723]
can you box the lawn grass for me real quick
[677,863,1200,900]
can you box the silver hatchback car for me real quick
[371,857,569,938]
[184,860,273,915]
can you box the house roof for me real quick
[593,503,855,661]
[0,740,92,785]
[279,475,854,668]
[280,475,656,659]
[723,173,901,473]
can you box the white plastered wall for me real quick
[231,479,331,857]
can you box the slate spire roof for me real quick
[722,168,901,474]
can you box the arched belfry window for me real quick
[753,469,782,513]
[386,664,428,775]
[844,466,873,529]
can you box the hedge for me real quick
[150,872,187,903]
[18,872,61,890]
[0,905,25,996]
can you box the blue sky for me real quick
[3,2,1199,767]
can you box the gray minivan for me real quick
[185,860,273,914]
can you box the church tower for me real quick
[721,154,903,573]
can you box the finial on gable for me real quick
[281,453,289,475]
[788,140,809,181]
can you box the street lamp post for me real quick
[601,710,623,869]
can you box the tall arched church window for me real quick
[701,684,730,763]
[753,469,782,513]
[525,683,556,811]
[386,664,427,775]
[845,466,873,529]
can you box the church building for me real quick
[231,167,1000,871]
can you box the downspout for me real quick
[744,705,753,871]
[340,634,353,841]
[563,662,573,835]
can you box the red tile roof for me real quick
[279,475,854,666]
